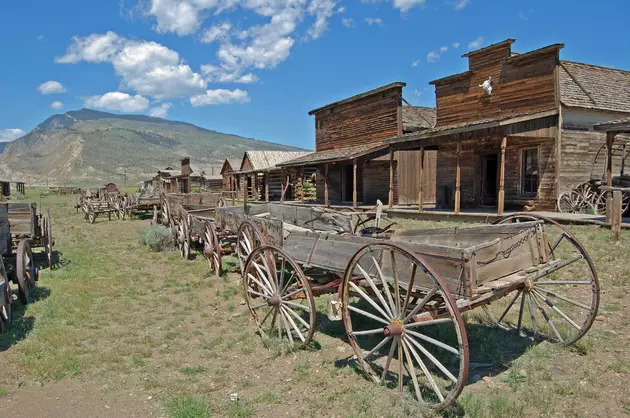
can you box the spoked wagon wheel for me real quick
[557,190,592,213]
[203,222,222,276]
[177,214,191,260]
[243,245,316,349]
[492,214,599,346]
[85,202,95,224]
[161,198,173,227]
[16,239,37,305]
[595,191,630,216]
[0,254,12,334]
[342,243,469,410]
[42,209,54,269]
[236,220,267,272]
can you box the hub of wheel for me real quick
[269,294,281,306]
[524,278,534,292]
[383,320,404,336]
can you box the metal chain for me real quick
[477,227,538,266]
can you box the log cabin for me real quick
[277,83,438,207]
[386,39,630,213]
[220,158,242,193]
[237,151,310,202]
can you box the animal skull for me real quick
[480,76,492,95]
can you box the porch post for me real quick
[353,158,358,209]
[280,170,285,203]
[455,141,461,214]
[607,131,615,193]
[252,173,257,201]
[300,167,305,202]
[324,164,329,207]
[388,149,394,209]
[418,146,424,212]
[243,175,248,208]
[265,173,269,202]
[498,136,507,215]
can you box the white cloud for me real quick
[426,51,440,63]
[307,0,337,40]
[413,88,421,97]
[468,35,484,49]
[148,0,204,36]
[51,101,63,110]
[85,92,150,112]
[452,42,460,48]
[391,0,425,13]
[519,9,532,20]
[411,59,419,67]
[200,22,232,44]
[0,129,25,142]
[149,102,172,118]
[190,89,250,106]
[439,45,448,53]
[55,31,125,63]
[57,33,207,99]
[37,81,66,95]
[337,6,345,12]
[454,0,469,10]
[364,17,383,26]
[36,35,45,41]
[201,64,259,83]
[342,17,356,27]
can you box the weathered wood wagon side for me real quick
[225,208,599,410]
[7,202,54,269]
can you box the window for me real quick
[522,149,538,194]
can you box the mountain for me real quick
[0,109,309,187]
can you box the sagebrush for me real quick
[139,225,173,252]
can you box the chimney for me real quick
[181,157,191,177]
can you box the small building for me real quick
[238,151,311,201]
[0,180,10,200]
[220,158,242,193]
[385,39,630,213]
[152,157,192,194]
[277,82,437,207]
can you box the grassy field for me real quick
[0,191,628,417]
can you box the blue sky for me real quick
[1,0,629,148]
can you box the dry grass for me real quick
[0,191,628,417]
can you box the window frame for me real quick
[520,147,540,196]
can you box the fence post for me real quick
[612,190,622,241]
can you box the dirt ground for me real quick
[0,193,628,417]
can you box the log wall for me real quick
[313,86,402,151]
[433,47,559,126]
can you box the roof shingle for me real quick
[242,151,311,171]
[560,61,630,113]
[401,106,436,132]
[276,143,388,167]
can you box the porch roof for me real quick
[276,143,389,167]
[594,118,630,133]
[386,108,559,148]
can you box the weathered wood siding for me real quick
[396,150,437,204]
[435,123,557,210]
[315,162,397,205]
[313,86,402,151]
[558,129,625,192]
[433,47,559,126]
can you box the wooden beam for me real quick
[498,136,507,215]
[265,174,269,202]
[607,132,615,196]
[243,175,248,208]
[352,158,358,209]
[388,150,394,208]
[324,164,329,207]
[455,141,461,214]
[300,167,304,202]
[612,190,622,241]
[418,147,424,212]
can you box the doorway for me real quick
[341,164,362,203]
[480,153,499,206]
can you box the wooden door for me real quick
[480,153,499,206]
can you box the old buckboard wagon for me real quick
[215,205,599,410]
[7,202,54,269]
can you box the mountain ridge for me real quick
[0,109,309,186]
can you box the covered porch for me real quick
[386,110,559,215]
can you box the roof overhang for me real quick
[594,119,630,133]
[277,144,390,167]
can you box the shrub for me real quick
[139,225,173,252]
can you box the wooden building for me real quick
[152,157,193,194]
[220,158,242,193]
[277,83,437,207]
[238,151,310,201]
[386,39,630,213]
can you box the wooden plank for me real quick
[455,141,461,213]
[324,163,329,207]
[418,147,424,212]
[388,150,394,208]
[352,158,358,209]
[612,190,622,241]
[498,136,506,215]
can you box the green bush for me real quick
[139,225,173,252]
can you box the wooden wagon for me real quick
[7,202,54,269]
[0,203,41,333]
[216,206,599,410]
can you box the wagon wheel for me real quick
[44,209,54,269]
[236,220,267,272]
[594,191,630,216]
[556,190,592,213]
[243,245,316,349]
[161,198,173,227]
[16,239,37,305]
[0,254,12,334]
[203,222,222,276]
[85,201,95,224]
[177,214,191,260]
[574,182,598,206]
[492,214,599,346]
[217,197,228,208]
[342,243,469,410]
